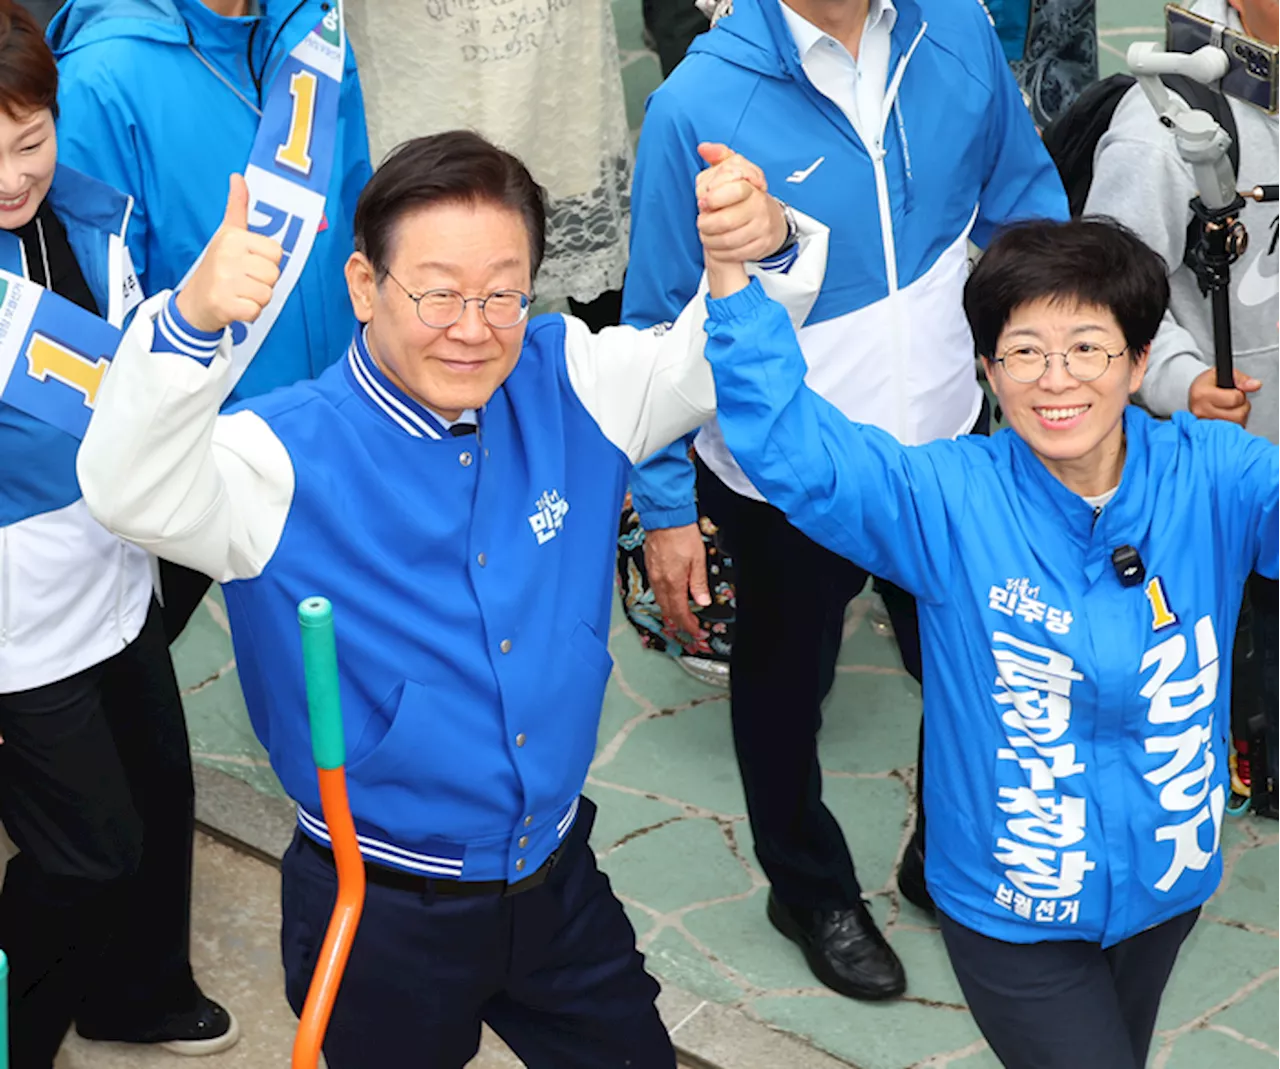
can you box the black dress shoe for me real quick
[767,891,906,1000]
[896,836,936,916]
[78,993,241,1056]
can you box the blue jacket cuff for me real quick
[155,293,223,365]
[635,502,700,530]
[706,277,769,324]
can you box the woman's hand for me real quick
[695,143,787,298]
[175,174,284,335]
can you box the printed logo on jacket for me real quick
[985,572,1224,927]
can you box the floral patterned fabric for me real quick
[1011,0,1099,128]
[616,491,736,664]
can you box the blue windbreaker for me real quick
[47,0,372,403]
[625,0,1066,528]
[704,281,1280,946]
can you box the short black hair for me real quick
[354,130,547,281]
[963,217,1169,359]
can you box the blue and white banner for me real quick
[184,4,346,394]
[0,269,123,440]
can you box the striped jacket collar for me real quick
[344,325,476,439]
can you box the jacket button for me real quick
[477,552,486,567]
[518,835,529,849]
[459,451,473,467]
[524,815,533,827]
[515,858,526,872]
[500,639,512,653]
[515,733,526,747]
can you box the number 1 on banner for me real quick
[275,70,319,176]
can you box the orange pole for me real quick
[291,766,366,1069]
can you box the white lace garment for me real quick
[347,0,634,303]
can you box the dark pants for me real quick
[159,559,215,645]
[1233,573,1278,805]
[939,908,1199,1069]
[0,602,199,1068]
[280,797,673,1069]
[696,456,921,909]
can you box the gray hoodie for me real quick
[1085,0,1278,443]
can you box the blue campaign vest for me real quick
[0,166,134,528]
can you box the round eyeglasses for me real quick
[994,342,1128,384]
[385,270,532,330]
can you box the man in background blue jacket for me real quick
[625,0,1067,999]
[47,0,372,639]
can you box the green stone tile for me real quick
[682,892,822,992]
[1156,918,1279,1032]
[595,673,649,755]
[1212,978,1279,1050]
[1206,844,1280,932]
[890,929,966,1007]
[611,0,646,54]
[588,782,686,853]
[817,672,921,775]
[183,670,287,800]
[621,53,662,135]
[825,775,912,895]
[1097,30,1166,78]
[750,994,984,1069]
[594,701,747,816]
[172,598,234,692]
[608,623,718,711]
[643,927,748,1003]
[623,900,656,942]
[837,600,915,674]
[1164,1027,1279,1069]
[598,816,752,914]
[947,1049,1003,1069]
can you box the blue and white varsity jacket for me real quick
[705,282,1280,945]
[77,227,826,883]
[0,165,151,693]
[625,0,1067,528]
[48,0,372,404]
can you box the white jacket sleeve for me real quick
[77,292,295,583]
[563,209,829,464]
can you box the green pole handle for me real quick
[0,948,9,1069]
[299,597,345,771]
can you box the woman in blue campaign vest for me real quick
[704,218,1278,1069]
[0,4,237,1063]
[47,0,373,643]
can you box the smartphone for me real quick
[1165,3,1279,114]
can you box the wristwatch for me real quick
[766,198,799,260]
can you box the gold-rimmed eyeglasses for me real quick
[994,341,1128,384]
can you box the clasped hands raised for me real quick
[176,145,786,335]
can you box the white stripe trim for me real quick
[347,347,423,438]
[557,796,579,838]
[296,806,464,876]
[161,301,221,351]
[350,335,442,439]
[157,307,220,360]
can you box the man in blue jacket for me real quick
[625,0,1067,999]
[47,0,372,640]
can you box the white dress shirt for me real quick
[779,0,896,151]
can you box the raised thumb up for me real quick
[175,174,284,335]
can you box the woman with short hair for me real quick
[701,216,1277,1069]
[0,2,236,1062]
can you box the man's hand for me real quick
[645,524,711,639]
[176,174,283,334]
[1188,367,1261,428]
[696,142,787,298]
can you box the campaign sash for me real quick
[0,270,123,440]
[185,3,346,393]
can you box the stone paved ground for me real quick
[170,0,1279,1064]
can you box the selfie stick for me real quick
[1126,43,1274,389]
[292,597,366,1069]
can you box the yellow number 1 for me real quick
[275,70,319,176]
[1144,577,1178,632]
[25,334,109,408]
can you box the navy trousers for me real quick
[939,908,1199,1069]
[280,797,674,1069]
